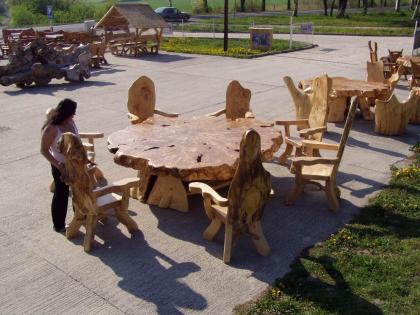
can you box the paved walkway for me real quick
[0,35,418,314]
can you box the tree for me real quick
[330,0,335,16]
[336,0,348,17]
[363,0,368,14]
[168,0,172,7]
[261,0,265,11]
[287,0,291,10]
[323,0,328,16]
[202,0,209,12]
[240,0,245,12]
[293,0,298,16]
[395,0,400,12]
[413,0,420,19]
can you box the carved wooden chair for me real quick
[209,80,253,119]
[90,40,108,68]
[46,107,105,191]
[276,74,332,165]
[58,132,140,252]
[368,40,378,63]
[409,59,420,89]
[127,76,179,124]
[375,91,419,135]
[284,99,357,212]
[189,129,271,263]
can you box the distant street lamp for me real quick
[224,0,228,51]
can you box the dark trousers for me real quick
[51,165,69,230]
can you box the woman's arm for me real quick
[40,125,64,173]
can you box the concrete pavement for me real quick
[0,34,419,314]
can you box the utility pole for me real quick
[224,0,228,51]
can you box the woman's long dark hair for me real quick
[42,98,77,130]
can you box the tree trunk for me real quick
[240,0,246,11]
[363,0,368,13]
[384,0,387,7]
[330,0,336,16]
[293,0,298,16]
[370,0,373,7]
[358,0,361,8]
[411,0,416,10]
[287,0,291,10]
[169,0,173,7]
[336,0,348,17]
[413,0,420,19]
[395,0,400,12]
[203,0,209,12]
[324,0,328,15]
[261,0,266,11]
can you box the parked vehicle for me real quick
[155,7,190,22]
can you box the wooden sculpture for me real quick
[90,40,108,68]
[127,76,179,124]
[409,59,420,89]
[410,88,420,124]
[209,80,253,119]
[283,76,313,120]
[284,99,357,212]
[277,74,332,165]
[189,129,271,263]
[0,39,91,87]
[375,92,419,135]
[58,132,139,252]
[368,40,378,63]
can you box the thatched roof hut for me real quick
[95,3,169,32]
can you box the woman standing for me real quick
[40,99,78,232]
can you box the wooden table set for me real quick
[299,76,390,121]
[108,115,282,212]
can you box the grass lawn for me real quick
[235,145,420,314]
[174,10,414,36]
[160,37,310,58]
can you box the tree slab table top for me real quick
[299,76,390,121]
[107,116,282,212]
[396,56,420,68]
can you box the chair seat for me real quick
[97,193,122,210]
[302,164,334,179]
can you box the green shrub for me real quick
[10,4,48,27]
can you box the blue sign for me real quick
[300,23,313,34]
[47,5,53,20]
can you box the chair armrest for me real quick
[154,109,179,118]
[189,182,228,206]
[275,119,309,126]
[207,108,226,117]
[94,177,140,197]
[79,132,104,139]
[291,156,339,166]
[298,126,327,137]
[301,140,340,151]
[128,112,142,124]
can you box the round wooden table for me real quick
[299,76,389,121]
[108,115,282,212]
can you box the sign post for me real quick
[47,5,53,30]
[413,20,420,55]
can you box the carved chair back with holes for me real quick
[227,129,271,227]
[307,74,331,141]
[368,41,378,63]
[388,49,403,63]
[225,80,251,120]
[127,76,156,123]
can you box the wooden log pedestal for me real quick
[108,115,282,212]
[299,77,389,121]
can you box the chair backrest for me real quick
[367,60,386,83]
[57,132,97,216]
[127,76,156,123]
[368,41,378,63]
[386,65,403,97]
[411,59,420,80]
[227,129,271,228]
[336,98,357,162]
[388,49,403,63]
[307,74,332,141]
[225,80,251,120]
[283,76,312,120]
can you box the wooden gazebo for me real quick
[94,3,169,47]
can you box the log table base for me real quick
[108,116,282,212]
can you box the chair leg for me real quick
[223,223,233,264]
[284,176,304,206]
[115,207,139,233]
[249,221,270,256]
[325,179,339,211]
[203,217,222,241]
[66,207,85,239]
[278,143,293,165]
[83,214,97,252]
